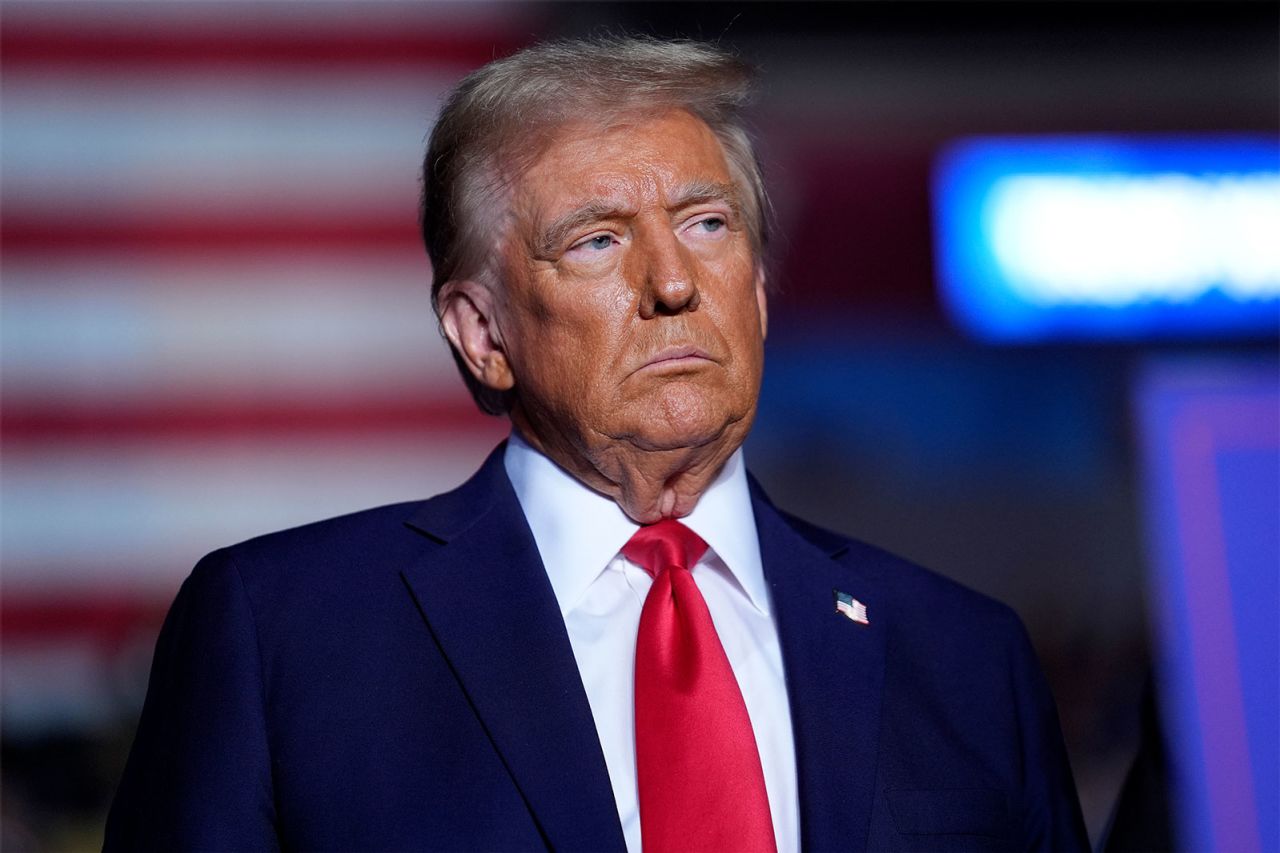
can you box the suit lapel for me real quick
[752,482,887,852]
[401,446,626,852]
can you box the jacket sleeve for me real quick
[1008,615,1090,852]
[103,549,280,852]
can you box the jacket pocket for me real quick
[887,788,1010,838]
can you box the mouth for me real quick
[636,345,716,374]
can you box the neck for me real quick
[510,413,745,524]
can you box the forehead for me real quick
[513,109,734,222]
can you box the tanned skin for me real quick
[438,109,768,524]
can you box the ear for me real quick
[437,280,515,392]
[754,268,769,341]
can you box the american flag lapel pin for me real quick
[834,590,870,625]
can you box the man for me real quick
[106,37,1088,851]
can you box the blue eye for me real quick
[585,235,614,250]
[700,217,725,232]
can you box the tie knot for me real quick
[621,519,709,579]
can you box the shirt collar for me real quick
[503,431,770,618]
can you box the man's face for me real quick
[495,109,768,458]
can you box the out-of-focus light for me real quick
[990,174,1280,305]
[933,136,1280,341]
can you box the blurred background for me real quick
[2,1,1276,850]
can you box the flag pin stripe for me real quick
[834,589,869,625]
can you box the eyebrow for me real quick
[531,180,742,259]
[533,200,635,260]
[667,180,742,218]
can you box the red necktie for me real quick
[623,519,776,853]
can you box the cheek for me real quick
[707,262,766,339]
[516,284,631,382]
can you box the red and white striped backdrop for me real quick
[2,4,539,688]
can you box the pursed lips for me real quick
[634,344,716,375]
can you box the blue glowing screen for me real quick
[932,136,1280,341]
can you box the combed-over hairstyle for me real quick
[420,36,768,415]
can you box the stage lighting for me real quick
[933,136,1280,341]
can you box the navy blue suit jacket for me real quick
[105,444,1087,851]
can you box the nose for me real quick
[637,230,701,319]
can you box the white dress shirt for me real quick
[504,432,798,853]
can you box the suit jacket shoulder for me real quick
[756,494,1087,851]
[106,445,626,852]
[778,506,1016,621]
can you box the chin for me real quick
[627,423,724,453]
[621,383,746,452]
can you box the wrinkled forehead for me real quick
[508,109,738,226]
